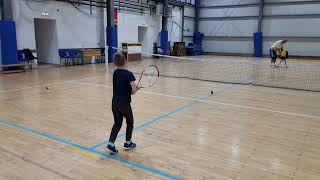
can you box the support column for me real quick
[162,0,168,31]
[97,0,105,48]
[0,0,18,68]
[257,0,264,33]
[106,0,117,63]
[161,0,169,55]
[193,0,204,55]
[0,0,3,68]
[254,0,264,57]
[194,0,200,33]
[0,0,4,19]
[2,0,13,20]
[181,6,184,42]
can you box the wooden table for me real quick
[122,43,142,61]
[80,49,104,64]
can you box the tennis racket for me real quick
[137,65,159,88]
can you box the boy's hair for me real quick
[282,39,288,44]
[113,52,126,66]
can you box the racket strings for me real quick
[138,66,159,88]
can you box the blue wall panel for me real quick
[0,20,18,65]
[160,30,168,55]
[107,26,117,63]
[254,32,263,57]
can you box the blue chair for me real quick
[17,50,24,62]
[67,49,77,65]
[76,50,84,65]
[18,49,36,69]
[59,49,72,65]
[67,49,83,65]
[186,43,195,56]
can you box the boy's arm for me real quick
[130,81,139,95]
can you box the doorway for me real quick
[34,18,59,64]
[138,26,148,55]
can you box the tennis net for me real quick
[108,47,320,92]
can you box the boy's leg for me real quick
[121,104,134,142]
[109,105,124,143]
[120,104,136,150]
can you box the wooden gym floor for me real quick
[0,56,320,180]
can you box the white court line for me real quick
[70,81,320,119]
[0,74,109,94]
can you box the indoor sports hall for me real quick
[0,0,320,180]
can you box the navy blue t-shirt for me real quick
[112,69,136,104]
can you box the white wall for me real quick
[184,19,195,36]
[183,6,195,44]
[184,6,195,17]
[266,0,319,3]
[263,41,320,56]
[203,40,253,54]
[12,0,183,57]
[200,7,258,18]
[262,19,320,37]
[201,0,258,6]
[117,7,183,55]
[199,0,320,56]
[168,7,183,44]
[138,26,148,53]
[262,0,320,56]
[199,20,257,37]
[12,0,102,50]
[264,4,320,15]
[199,0,259,54]
[118,12,161,55]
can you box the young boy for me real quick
[270,39,288,67]
[107,52,139,154]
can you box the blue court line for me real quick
[0,119,183,180]
[89,98,202,150]
[89,84,236,150]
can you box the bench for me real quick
[81,49,104,63]
[59,48,105,65]
[0,63,33,74]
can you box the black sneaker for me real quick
[124,141,136,150]
[107,144,118,154]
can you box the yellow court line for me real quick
[69,146,101,159]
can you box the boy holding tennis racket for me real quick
[107,52,139,154]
